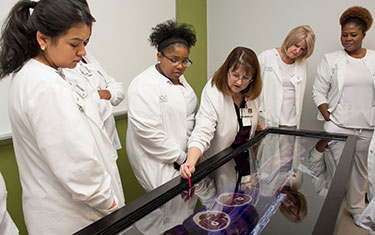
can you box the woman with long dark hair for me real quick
[0,1,125,234]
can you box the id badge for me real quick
[73,83,87,98]
[79,64,93,77]
[242,117,251,126]
[290,75,301,85]
[240,108,253,127]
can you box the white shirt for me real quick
[9,59,125,235]
[312,49,375,123]
[126,65,198,192]
[330,54,375,128]
[276,54,297,126]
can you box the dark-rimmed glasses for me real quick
[161,52,193,67]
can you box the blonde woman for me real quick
[259,25,315,129]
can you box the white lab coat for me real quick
[126,65,198,192]
[258,49,307,128]
[188,79,259,161]
[63,51,124,150]
[312,49,375,121]
[8,59,125,235]
[0,173,19,235]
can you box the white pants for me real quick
[324,121,373,216]
[358,196,375,232]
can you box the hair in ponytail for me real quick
[0,0,95,78]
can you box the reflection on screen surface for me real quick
[120,133,345,235]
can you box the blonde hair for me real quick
[211,47,262,100]
[279,186,307,223]
[281,25,315,61]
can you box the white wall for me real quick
[207,0,375,131]
[0,0,176,139]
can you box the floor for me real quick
[336,201,369,235]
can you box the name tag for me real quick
[240,108,253,127]
[242,117,251,126]
[290,75,301,85]
[79,64,93,77]
[73,83,87,98]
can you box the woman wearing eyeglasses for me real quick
[258,25,315,129]
[180,47,265,180]
[126,20,198,192]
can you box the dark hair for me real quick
[340,6,373,34]
[76,0,88,7]
[211,47,262,100]
[0,0,95,78]
[149,20,196,52]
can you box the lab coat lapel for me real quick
[337,61,346,98]
[293,61,306,127]
[362,55,375,93]
[272,53,283,83]
[70,80,105,131]
[78,61,115,124]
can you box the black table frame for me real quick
[74,128,357,235]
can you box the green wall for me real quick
[0,1,207,234]
[176,0,207,101]
[0,144,24,234]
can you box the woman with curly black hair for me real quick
[312,6,375,225]
[126,20,198,191]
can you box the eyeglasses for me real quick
[161,52,193,67]
[229,70,252,83]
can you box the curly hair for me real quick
[340,6,373,33]
[149,20,196,52]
